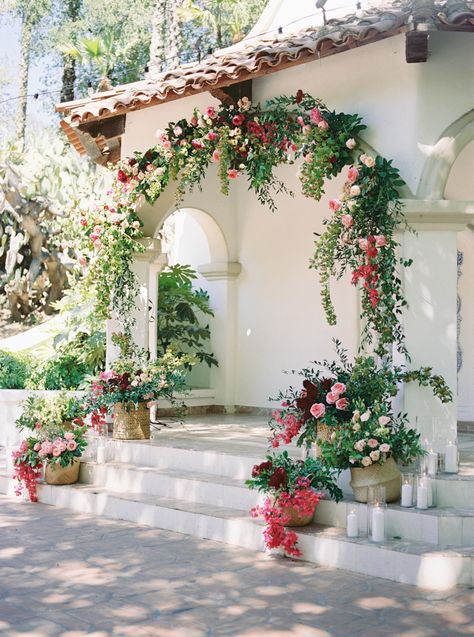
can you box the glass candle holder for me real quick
[416,473,435,509]
[367,485,386,506]
[400,473,414,507]
[368,502,386,542]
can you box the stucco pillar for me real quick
[106,237,168,367]
[401,201,474,448]
[198,261,241,412]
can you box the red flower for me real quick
[117,169,128,183]
[128,158,137,166]
[295,89,304,104]
[232,113,245,126]
[268,467,288,489]
[251,460,273,478]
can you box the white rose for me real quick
[352,423,361,432]
[350,185,361,197]
[370,450,380,462]
[346,138,356,149]
[131,380,138,387]
[352,409,360,422]
[363,155,375,168]
[360,411,371,422]
[361,456,372,467]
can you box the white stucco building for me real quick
[58,0,474,443]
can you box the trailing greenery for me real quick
[158,264,217,369]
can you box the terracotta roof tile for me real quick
[57,0,474,160]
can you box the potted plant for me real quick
[16,392,86,433]
[86,334,191,440]
[246,451,342,557]
[318,401,424,502]
[12,423,88,499]
[269,343,451,454]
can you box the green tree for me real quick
[59,0,81,103]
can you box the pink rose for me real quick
[162,140,171,150]
[378,416,391,426]
[66,440,77,451]
[375,235,387,247]
[173,126,182,136]
[297,116,304,125]
[310,403,326,419]
[38,449,46,458]
[80,217,87,227]
[318,120,329,130]
[191,139,205,150]
[33,443,41,451]
[310,108,322,124]
[358,238,368,251]
[329,199,342,212]
[341,214,353,228]
[379,443,390,453]
[325,392,339,405]
[227,169,239,179]
[212,149,221,162]
[354,440,366,452]
[93,226,102,235]
[335,398,348,410]
[367,438,379,449]
[207,106,216,118]
[207,131,218,141]
[347,166,359,183]
[94,239,102,249]
[79,256,87,267]
[232,114,245,126]
[64,432,75,440]
[52,447,62,457]
[331,382,346,395]
[42,442,53,454]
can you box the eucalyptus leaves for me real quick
[81,91,408,354]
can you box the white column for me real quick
[401,201,474,447]
[106,237,167,367]
[198,261,241,412]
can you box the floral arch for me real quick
[81,91,411,358]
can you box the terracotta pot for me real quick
[283,504,316,527]
[113,402,150,440]
[350,456,401,503]
[45,458,80,485]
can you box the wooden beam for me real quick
[406,31,429,63]
[210,80,252,107]
[78,114,126,140]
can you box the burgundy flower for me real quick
[295,89,304,104]
[251,460,273,478]
[117,169,128,183]
[128,158,137,167]
[268,467,288,490]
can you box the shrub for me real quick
[26,354,89,390]
[0,350,30,389]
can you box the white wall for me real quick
[120,32,474,408]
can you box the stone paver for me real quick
[1,495,473,637]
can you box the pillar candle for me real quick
[427,450,438,477]
[417,483,428,509]
[371,507,385,542]
[445,441,458,473]
[346,511,358,538]
[401,482,413,507]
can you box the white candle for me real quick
[371,506,385,542]
[346,511,358,538]
[417,484,428,509]
[445,441,458,473]
[97,444,106,464]
[427,450,438,477]
[401,483,413,507]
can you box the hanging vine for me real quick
[79,91,408,354]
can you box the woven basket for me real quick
[113,402,150,440]
[45,458,80,485]
[283,504,316,527]
[313,422,332,458]
[350,456,401,503]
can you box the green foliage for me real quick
[246,451,343,502]
[158,265,217,369]
[0,350,30,389]
[26,353,89,391]
[16,392,85,432]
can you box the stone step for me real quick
[1,476,472,590]
[79,460,261,511]
[101,439,263,480]
[314,499,474,546]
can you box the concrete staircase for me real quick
[2,431,474,591]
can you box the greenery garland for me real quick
[80,91,408,353]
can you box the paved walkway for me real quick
[1,495,473,637]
